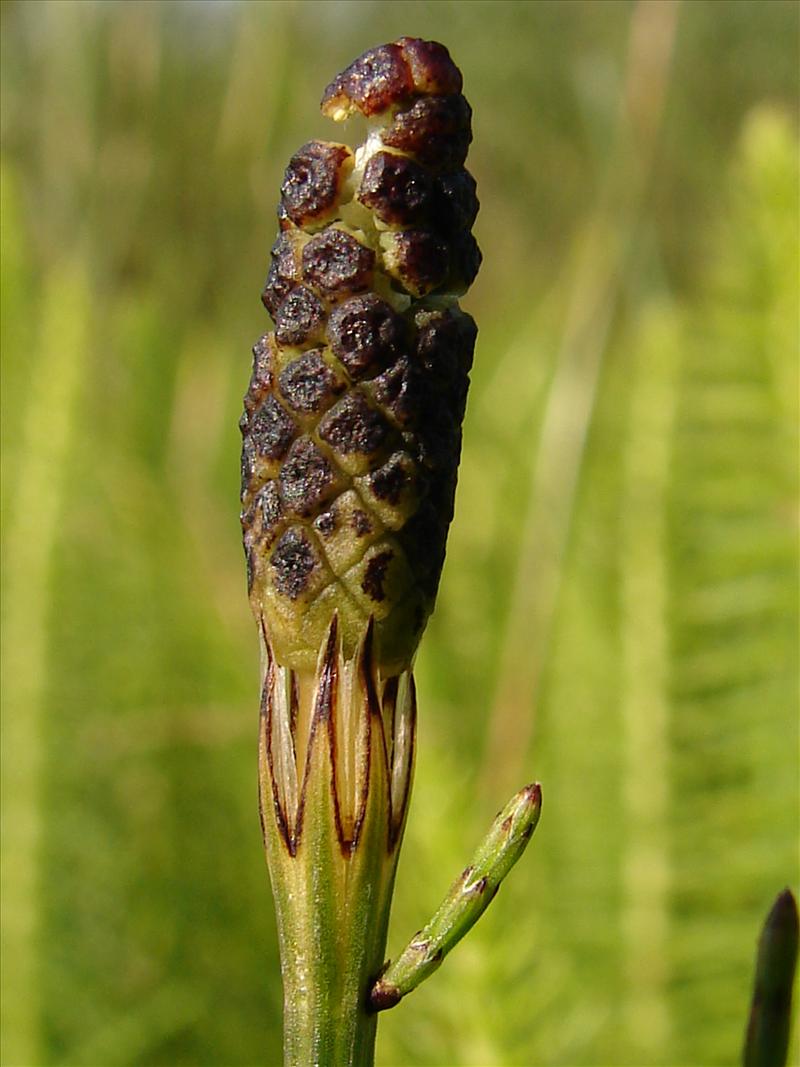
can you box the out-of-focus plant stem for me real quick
[743,889,798,1067]
[0,259,89,1067]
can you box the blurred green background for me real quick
[1,1,798,1065]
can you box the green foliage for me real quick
[1,2,797,1065]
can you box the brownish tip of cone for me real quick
[321,38,462,120]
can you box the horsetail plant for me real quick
[240,38,541,1065]
[743,889,798,1067]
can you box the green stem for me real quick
[258,620,415,1066]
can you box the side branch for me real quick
[370,782,542,1011]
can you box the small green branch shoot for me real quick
[370,782,542,1011]
[743,888,799,1067]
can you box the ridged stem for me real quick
[258,619,415,1066]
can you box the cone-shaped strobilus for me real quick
[240,38,540,1066]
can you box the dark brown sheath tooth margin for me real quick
[242,38,480,673]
